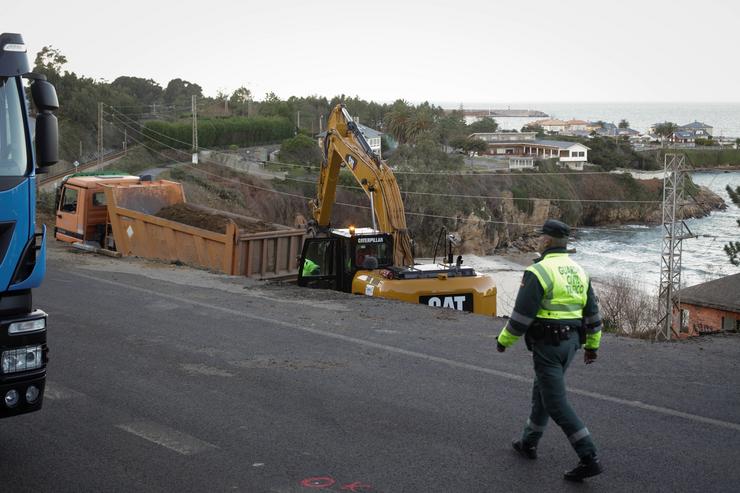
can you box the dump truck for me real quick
[55,174,306,278]
[0,33,59,417]
[298,105,497,316]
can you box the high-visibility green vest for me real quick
[526,253,589,320]
[302,258,319,276]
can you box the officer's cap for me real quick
[539,219,570,238]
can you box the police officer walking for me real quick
[496,219,604,482]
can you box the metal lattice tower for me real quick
[656,154,694,340]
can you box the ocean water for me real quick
[568,171,738,289]
[474,171,740,291]
[444,102,740,137]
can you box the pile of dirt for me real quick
[155,203,275,234]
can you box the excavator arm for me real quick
[312,105,414,267]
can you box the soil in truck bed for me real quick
[155,203,274,234]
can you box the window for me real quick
[92,192,106,207]
[60,187,79,213]
[302,239,334,277]
[0,77,28,177]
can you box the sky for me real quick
[5,0,740,104]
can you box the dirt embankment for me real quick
[155,203,275,234]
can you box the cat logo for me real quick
[346,155,357,170]
[419,293,474,312]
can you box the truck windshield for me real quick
[0,77,28,176]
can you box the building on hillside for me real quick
[673,273,740,336]
[565,119,588,131]
[585,121,604,133]
[317,122,383,158]
[469,132,590,170]
[532,118,590,135]
[648,121,713,144]
[679,121,713,137]
[531,119,568,133]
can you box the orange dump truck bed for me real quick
[54,174,305,278]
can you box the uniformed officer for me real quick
[496,219,604,482]
[301,258,320,277]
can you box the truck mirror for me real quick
[31,79,59,112]
[31,80,59,167]
[35,113,58,166]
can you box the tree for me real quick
[111,76,163,106]
[618,119,630,129]
[724,185,740,266]
[433,112,467,148]
[383,100,413,145]
[279,134,322,165]
[449,136,469,152]
[468,116,498,133]
[163,78,203,106]
[33,46,67,80]
[654,122,678,140]
[521,123,544,136]
[464,138,489,155]
[230,86,252,104]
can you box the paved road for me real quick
[2,248,739,492]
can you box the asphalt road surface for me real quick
[2,247,739,492]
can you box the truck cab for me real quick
[55,175,141,247]
[0,33,59,417]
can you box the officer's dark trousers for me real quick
[520,333,597,460]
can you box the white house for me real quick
[471,132,590,169]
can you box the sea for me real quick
[440,102,740,137]
[472,171,740,293]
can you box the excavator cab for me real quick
[297,228,393,291]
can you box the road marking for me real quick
[44,381,86,400]
[116,421,217,455]
[180,363,235,377]
[70,272,740,434]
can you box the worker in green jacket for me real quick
[496,219,604,482]
[302,258,320,277]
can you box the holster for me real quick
[525,323,545,351]
[578,323,587,346]
[528,322,574,347]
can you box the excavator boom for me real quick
[313,105,414,267]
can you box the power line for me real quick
[100,115,667,232]
[276,174,661,204]
[265,158,621,177]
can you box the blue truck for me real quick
[0,33,59,417]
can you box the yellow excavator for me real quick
[298,104,497,316]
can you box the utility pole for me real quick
[191,95,198,164]
[656,154,695,340]
[79,140,82,161]
[123,128,127,155]
[97,102,104,165]
[297,110,301,130]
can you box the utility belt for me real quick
[525,322,586,350]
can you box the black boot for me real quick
[512,440,537,460]
[563,456,603,481]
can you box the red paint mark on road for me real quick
[341,481,372,492]
[300,476,336,488]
